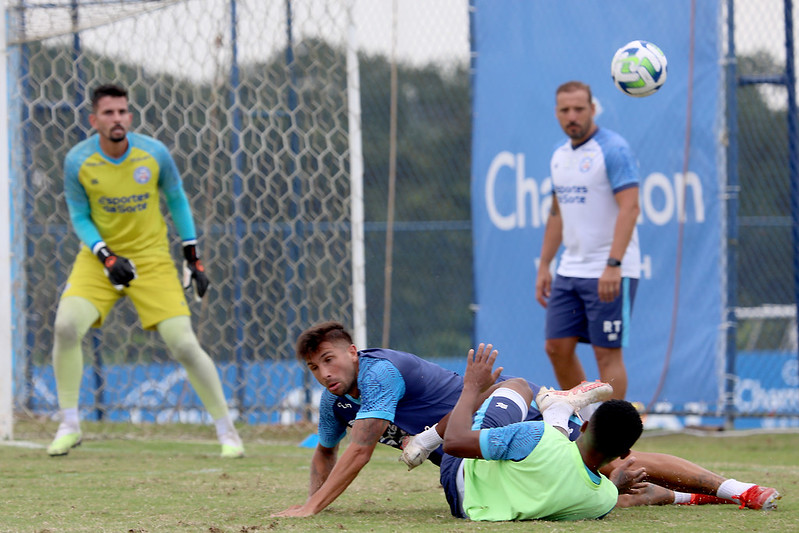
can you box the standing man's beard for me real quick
[109,125,126,142]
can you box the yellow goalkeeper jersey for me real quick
[63,132,196,260]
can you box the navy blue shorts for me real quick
[440,454,467,518]
[545,275,638,348]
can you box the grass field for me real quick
[1,419,796,532]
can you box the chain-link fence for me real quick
[730,0,799,422]
[4,0,798,431]
[6,0,471,428]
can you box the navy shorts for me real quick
[545,275,638,348]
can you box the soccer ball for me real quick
[610,40,668,97]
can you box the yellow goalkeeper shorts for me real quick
[61,247,191,330]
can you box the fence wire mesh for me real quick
[731,0,799,421]
[7,0,472,429]
[5,0,798,430]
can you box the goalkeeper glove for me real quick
[182,243,209,301]
[95,245,137,289]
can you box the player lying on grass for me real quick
[439,342,644,520]
[272,321,780,517]
[406,399,782,512]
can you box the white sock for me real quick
[717,479,755,500]
[55,408,80,437]
[415,423,444,450]
[542,401,574,433]
[214,415,241,447]
[672,491,692,504]
[61,407,79,427]
[579,402,599,421]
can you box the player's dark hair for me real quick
[91,83,128,110]
[295,321,354,362]
[556,80,593,103]
[589,399,643,458]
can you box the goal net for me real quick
[5,0,358,428]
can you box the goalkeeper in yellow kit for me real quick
[48,83,244,458]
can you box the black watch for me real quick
[607,258,622,267]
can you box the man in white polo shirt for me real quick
[536,80,640,405]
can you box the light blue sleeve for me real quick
[149,138,197,243]
[354,357,406,422]
[597,130,639,192]
[479,421,546,461]
[317,390,348,448]
[63,142,103,250]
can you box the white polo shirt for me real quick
[549,127,641,279]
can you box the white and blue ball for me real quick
[611,40,668,97]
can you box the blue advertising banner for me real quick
[25,352,797,430]
[471,0,723,407]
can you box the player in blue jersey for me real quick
[273,321,500,517]
[274,321,579,517]
[440,343,643,520]
[47,83,243,458]
[536,80,641,403]
[273,321,780,517]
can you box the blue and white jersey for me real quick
[479,420,546,460]
[550,128,641,279]
[315,349,566,466]
[317,349,464,450]
[317,392,414,453]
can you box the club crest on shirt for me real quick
[133,166,152,184]
[579,155,594,172]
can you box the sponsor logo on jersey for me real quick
[554,184,588,205]
[98,192,151,213]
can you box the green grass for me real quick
[1,420,797,532]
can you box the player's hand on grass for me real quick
[616,482,676,507]
[182,243,209,301]
[463,343,503,395]
[272,504,314,518]
[96,245,137,289]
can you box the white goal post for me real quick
[1,1,13,441]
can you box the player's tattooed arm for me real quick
[350,418,391,447]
